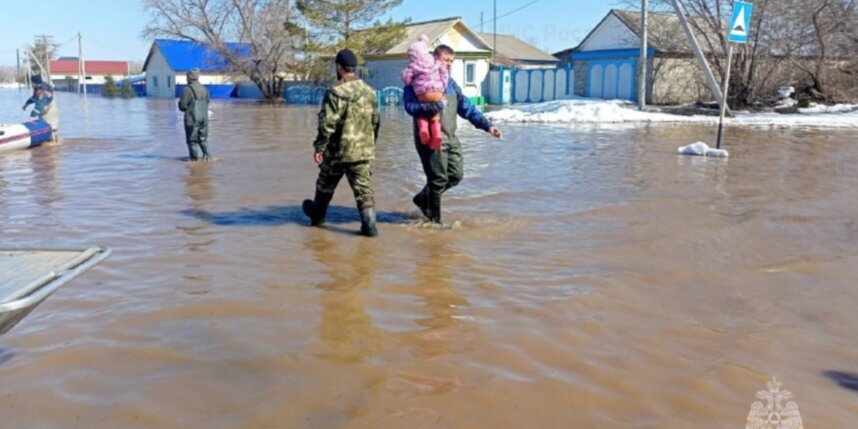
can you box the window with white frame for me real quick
[465,62,476,85]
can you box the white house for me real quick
[142,39,251,98]
[363,17,494,105]
[49,58,130,92]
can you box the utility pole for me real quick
[480,11,484,32]
[78,33,82,93]
[78,32,87,95]
[493,0,497,64]
[668,0,725,109]
[25,56,32,89]
[639,0,648,110]
[16,49,21,90]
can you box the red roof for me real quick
[50,59,129,75]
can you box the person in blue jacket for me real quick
[403,44,502,225]
[22,74,54,119]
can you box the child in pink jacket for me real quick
[401,35,449,150]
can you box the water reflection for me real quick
[401,238,469,359]
[184,161,215,208]
[0,146,63,232]
[1,90,857,427]
[307,234,381,363]
[179,162,216,253]
[823,371,858,393]
[30,145,63,211]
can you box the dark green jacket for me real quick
[178,81,210,126]
[313,76,380,163]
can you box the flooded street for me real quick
[1,89,857,428]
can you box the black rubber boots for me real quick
[302,191,333,227]
[359,206,377,237]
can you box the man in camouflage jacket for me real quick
[303,49,381,237]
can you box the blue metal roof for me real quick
[145,39,251,72]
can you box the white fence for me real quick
[487,66,574,105]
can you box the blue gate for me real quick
[284,85,404,107]
[377,86,404,107]
[284,85,327,105]
[490,65,574,104]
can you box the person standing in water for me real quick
[403,44,503,225]
[178,69,212,161]
[22,74,59,141]
[302,49,381,237]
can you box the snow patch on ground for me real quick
[678,142,729,157]
[486,98,858,129]
[798,103,858,114]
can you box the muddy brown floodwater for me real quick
[1,89,857,428]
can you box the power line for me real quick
[56,35,78,48]
[482,0,544,26]
[81,33,134,59]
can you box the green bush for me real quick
[797,97,811,108]
[102,75,119,98]
[120,79,136,98]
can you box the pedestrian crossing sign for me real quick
[728,1,753,44]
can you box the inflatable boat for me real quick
[0,119,53,153]
[0,245,110,337]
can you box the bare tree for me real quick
[771,0,857,101]
[0,66,18,83]
[143,0,307,99]
[615,0,858,103]
[26,37,60,76]
[129,61,145,75]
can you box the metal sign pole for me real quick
[716,1,752,151]
[716,43,734,149]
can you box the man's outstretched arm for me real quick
[453,81,502,138]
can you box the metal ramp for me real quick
[0,246,110,337]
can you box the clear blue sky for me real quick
[0,0,620,67]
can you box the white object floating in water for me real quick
[678,141,729,157]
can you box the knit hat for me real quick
[335,49,358,68]
[31,74,43,84]
[186,68,200,81]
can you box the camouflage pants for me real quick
[315,161,375,208]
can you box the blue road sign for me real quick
[728,1,753,44]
